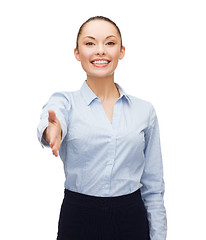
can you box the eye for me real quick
[107,42,115,45]
[86,42,94,46]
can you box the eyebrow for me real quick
[83,35,117,40]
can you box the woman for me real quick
[37,16,167,240]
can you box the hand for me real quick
[44,110,62,157]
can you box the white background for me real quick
[0,0,206,239]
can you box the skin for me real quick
[45,20,125,157]
[74,20,125,102]
[44,110,62,157]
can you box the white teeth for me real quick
[92,60,109,64]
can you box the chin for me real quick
[87,69,115,78]
[87,73,114,79]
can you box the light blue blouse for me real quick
[37,80,167,239]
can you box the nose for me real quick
[96,43,105,55]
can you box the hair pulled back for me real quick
[76,16,123,51]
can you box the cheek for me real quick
[79,48,93,61]
[110,49,121,60]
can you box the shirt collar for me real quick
[80,80,132,106]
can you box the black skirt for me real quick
[57,188,150,240]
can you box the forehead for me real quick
[80,20,119,38]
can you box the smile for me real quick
[91,59,110,67]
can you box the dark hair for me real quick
[76,16,123,50]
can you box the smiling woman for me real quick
[74,18,125,83]
[37,16,167,240]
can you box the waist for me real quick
[63,188,143,209]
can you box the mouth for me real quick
[91,59,111,67]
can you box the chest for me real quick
[101,101,115,125]
[66,97,149,157]
[67,94,149,134]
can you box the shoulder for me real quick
[127,94,157,127]
[47,89,83,109]
[128,94,154,113]
[49,89,79,102]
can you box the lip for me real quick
[91,58,110,63]
[90,58,111,68]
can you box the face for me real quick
[74,20,125,80]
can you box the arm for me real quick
[140,104,167,240]
[37,92,71,156]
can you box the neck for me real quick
[86,75,120,102]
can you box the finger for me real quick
[52,148,59,157]
[51,139,61,157]
[52,145,59,157]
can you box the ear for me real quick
[119,46,125,60]
[74,48,81,61]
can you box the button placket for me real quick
[102,100,120,195]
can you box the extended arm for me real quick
[37,92,71,157]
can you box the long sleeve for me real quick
[140,104,167,240]
[37,92,71,147]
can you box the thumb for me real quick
[48,110,57,123]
